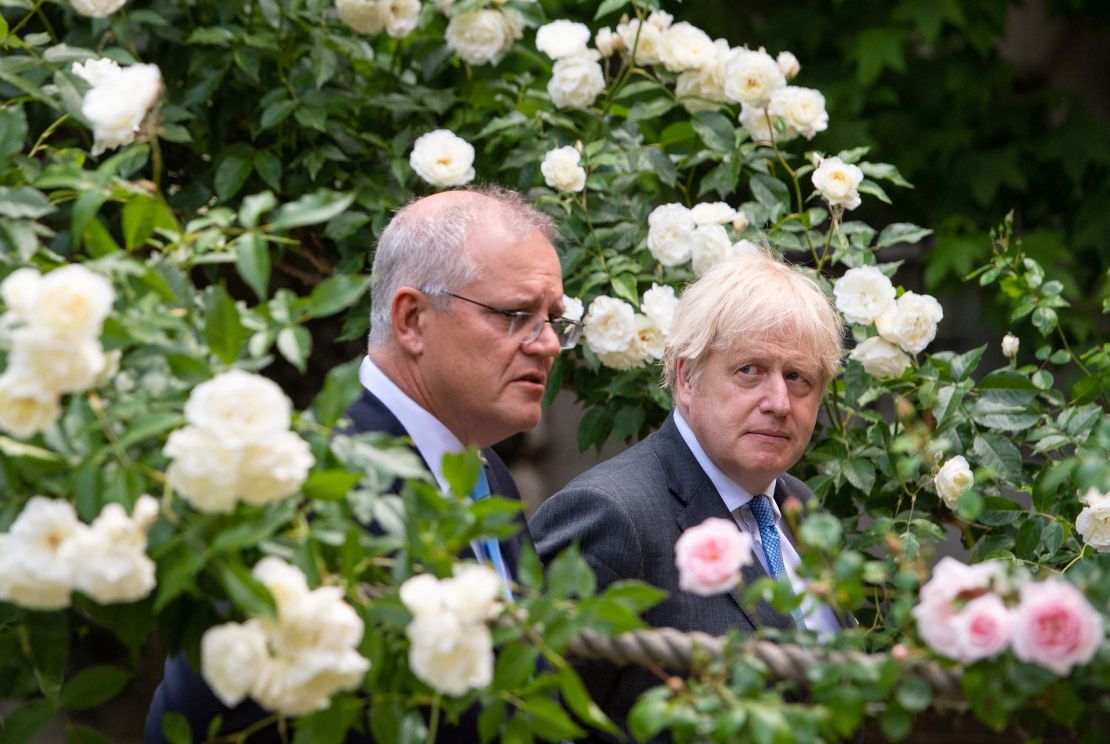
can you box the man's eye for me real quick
[737,364,757,375]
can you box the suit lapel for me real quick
[655,415,793,631]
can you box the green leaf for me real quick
[306,274,373,318]
[879,705,912,741]
[698,158,741,199]
[627,98,675,122]
[122,195,177,251]
[212,501,297,553]
[219,562,277,618]
[441,449,481,496]
[160,714,191,744]
[254,151,282,192]
[546,544,596,599]
[896,676,932,712]
[60,666,130,711]
[153,543,207,612]
[259,99,297,129]
[858,179,892,204]
[627,693,669,742]
[214,152,253,200]
[204,285,247,364]
[594,0,629,20]
[556,666,620,734]
[0,106,29,163]
[643,147,677,187]
[749,174,790,210]
[277,325,311,373]
[518,697,584,740]
[848,27,906,85]
[234,232,271,301]
[0,700,55,744]
[800,513,843,550]
[877,223,932,248]
[492,644,538,691]
[0,186,54,218]
[973,432,1023,483]
[691,111,735,152]
[270,190,357,231]
[303,470,363,501]
[311,358,363,428]
[291,695,361,744]
[842,459,876,494]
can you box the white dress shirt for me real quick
[673,408,840,634]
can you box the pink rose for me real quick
[674,517,752,596]
[912,598,961,660]
[953,593,1013,662]
[1011,579,1103,675]
[919,556,1001,606]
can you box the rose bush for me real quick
[0,1,1107,742]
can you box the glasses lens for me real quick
[553,319,582,349]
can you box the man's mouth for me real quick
[514,372,546,387]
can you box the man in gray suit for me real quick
[529,252,845,741]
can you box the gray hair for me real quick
[661,253,844,389]
[367,186,557,346]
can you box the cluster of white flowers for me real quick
[1076,488,1110,553]
[812,156,864,211]
[409,129,476,188]
[541,145,586,192]
[0,495,158,610]
[445,8,522,66]
[70,0,126,17]
[201,557,370,716]
[645,201,756,275]
[583,284,679,371]
[836,266,944,377]
[934,455,974,509]
[0,265,115,438]
[71,58,162,156]
[335,0,421,39]
[164,370,314,513]
[400,565,502,695]
[913,558,1102,675]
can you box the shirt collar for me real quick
[672,407,779,517]
[359,355,464,493]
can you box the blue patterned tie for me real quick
[749,494,805,627]
[471,464,514,602]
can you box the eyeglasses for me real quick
[427,291,584,350]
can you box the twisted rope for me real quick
[567,627,965,705]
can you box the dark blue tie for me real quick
[471,465,514,602]
[749,494,805,627]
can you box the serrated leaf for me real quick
[691,111,735,152]
[270,190,356,231]
[234,232,270,301]
[973,432,1023,483]
[259,99,296,129]
[0,186,54,219]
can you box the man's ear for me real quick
[390,287,427,355]
[674,357,693,408]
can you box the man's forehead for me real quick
[721,335,819,369]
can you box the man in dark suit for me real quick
[529,252,846,742]
[145,186,584,742]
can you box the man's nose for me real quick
[759,375,791,415]
[523,321,562,357]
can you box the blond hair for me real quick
[661,253,844,389]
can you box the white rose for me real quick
[833,266,896,325]
[0,376,61,439]
[647,10,673,30]
[641,283,678,337]
[690,223,733,276]
[767,86,828,140]
[724,48,785,107]
[584,295,636,355]
[739,103,781,144]
[335,0,388,34]
[812,156,864,210]
[252,556,310,616]
[849,336,910,378]
[1076,489,1110,553]
[646,203,695,267]
[535,20,591,60]
[632,314,666,361]
[70,0,126,18]
[615,19,663,65]
[71,58,122,87]
[63,499,157,604]
[594,27,622,57]
[201,621,269,707]
[445,10,517,66]
[1002,333,1020,359]
[691,201,736,226]
[659,22,716,72]
[0,497,83,610]
[236,432,315,506]
[383,0,421,38]
[8,329,105,394]
[184,369,292,445]
[443,564,502,624]
[540,146,586,192]
[28,264,115,339]
[82,62,162,156]
[164,427,242,513]
[407,614,493,696]
[562,295,584,323]
[547,50,606,110]
[935,455,974,509]
[875,291,944,354]
[675,39,729,113]
[271,586,366,657]
[434,0,453,11]
[777,51,800,79]
[253,647,370,716]
[400,573,443,617]
[409,128,476,187]
[1,268,42,324]
[732,211,750,232]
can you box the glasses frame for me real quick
[427,290,583,350]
